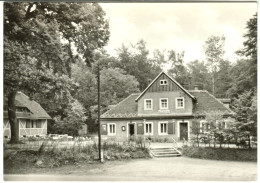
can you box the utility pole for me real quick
[97,60,102,162]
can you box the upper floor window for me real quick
[160,98,168,109]
[160,79,168,85]
[144,99,153,110]
[176,97,184,109]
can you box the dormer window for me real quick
[160,80,168,85]
[144,99,153,110]
[176,97,184,109]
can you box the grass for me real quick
[182,146,257,162]
[4,142,151,174]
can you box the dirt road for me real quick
[4,157,257,181]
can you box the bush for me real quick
[4,142,151,169]
[182,146,257,162]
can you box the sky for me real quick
[100,3,257,63]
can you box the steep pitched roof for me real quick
[101,90,234,119]
[4,92,51,119]
[135,72,195,101]
[189,90,234,115]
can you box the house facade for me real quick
[100,72,234,141]
[3,92,51,138]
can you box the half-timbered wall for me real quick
[3,119,48,137]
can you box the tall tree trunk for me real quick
[248,135,251,149]
[8,91,20,144]
[212,76,215,96]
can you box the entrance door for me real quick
[129,124,135,141]
[179,122,188,141]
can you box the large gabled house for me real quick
[4,92,51,138]
[100,72,234,141]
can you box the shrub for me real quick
[4,141,151,170]
[182,146,257,161]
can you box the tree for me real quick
[167,50,190,86]
[115,40,162,91]
[187,60,211,91]
[71,55,140,132]
[231,90,257,148]
[51,98,86,136]
[214,60,233,98]
[204,111,226,148]
[203,35,225,95]
[4,2,110,143]
[229,14,257,97]
[237,13,257,59]
[90,67,140,119]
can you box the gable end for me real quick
[135,72,195,101]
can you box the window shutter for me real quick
[137,123,144,135]
[101,124,107,135]
[168,122,175,134]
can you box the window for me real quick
[222,122,226,129]
[200,121,210,133]
[216,121,225,129]
[160,79,168,85]
[36,120,42,128]
[218,121,226,129]
[145,122,153,135]
[26,120,31,128]
[160,98,168,109]
[16,107,23,112]
[108,123,116,135]
[32,120,37,128]
[176,97,184,109]
[144,99,153,110]
[158,122,168,135]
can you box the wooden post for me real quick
[97,60,102,162]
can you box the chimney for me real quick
[194,84,199,90]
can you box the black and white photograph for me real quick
[2,0,258,181]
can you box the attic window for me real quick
[160,80,168,85]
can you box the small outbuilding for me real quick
[3,92,51,138]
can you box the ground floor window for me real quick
[217,121,226,129]
[108,123,116,135]
[26,119,31,128]
[159,122,168,135]
[36,120,42,128]
[26,119,42,128]
[145,122,153,135]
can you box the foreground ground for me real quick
[4,156,257,181]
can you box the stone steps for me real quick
[150,147,182,158]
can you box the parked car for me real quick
[48,134,59,140]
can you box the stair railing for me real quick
[172,138,178,149]
[172,138,182,155]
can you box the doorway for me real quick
[179,122,188,141]
[128,123,135,141]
